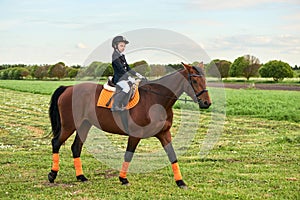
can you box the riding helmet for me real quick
[112,36,129,48]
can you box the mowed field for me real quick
[0,80,299,199]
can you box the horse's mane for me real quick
[143,68,185,85]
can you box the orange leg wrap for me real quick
[119,162,130,178]
[74,157,83,176]
[51,153,59,171]
[172,162,182,181]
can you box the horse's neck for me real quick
[147,70,186,107]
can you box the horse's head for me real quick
[181,62,211,109]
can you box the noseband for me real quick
[188,72,208,99]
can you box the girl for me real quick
[111,36,144,111]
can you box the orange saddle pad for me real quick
[97,88,140,109]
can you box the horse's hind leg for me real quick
[48,129,74,183]
[48,136,61,183]
[119,136,141,185]
[71,120,91,182]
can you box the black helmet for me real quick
[112,36,129,48]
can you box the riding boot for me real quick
[111,91,129,112]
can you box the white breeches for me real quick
[116,76,135,93]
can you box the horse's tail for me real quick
[49,86,68,139]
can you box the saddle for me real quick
[97,77,140,109]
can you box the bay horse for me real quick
[48,62,211,189]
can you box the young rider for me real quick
[111,36,145,112]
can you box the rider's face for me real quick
[117,42,126,53]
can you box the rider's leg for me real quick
[111,80,131,112]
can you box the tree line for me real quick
[206,55,297,81]
[0,55,299,81]
[0,60,182,80]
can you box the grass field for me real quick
[0,80,299,199]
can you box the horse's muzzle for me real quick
[198,99,211,109]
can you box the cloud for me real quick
[187,0,299,10]
[76,43,87,49]
[281,13,300,32]
[0,19,23,31]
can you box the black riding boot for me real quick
[111,91,129,112]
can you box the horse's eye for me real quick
[192,80,197,84]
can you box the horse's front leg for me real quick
[119,136,141,185]
[156,131,187,189]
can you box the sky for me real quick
[0,0,300,66]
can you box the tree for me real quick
[0,69,9,79]
[20,68,30,78]
[48,62,66,80]
[66,67,79,79]
[131,60,150,76]
[70,64,82,69]
[259,60,294,81]
[12,68,29,79]
[243,55,261,80]
[230,55,261,80]
[149,64,166,77]
[85,61,100,79]
[31,65,49,79]
[8,68,15,79]
[0,67,29,80]
[167,63,183,72]
[95,63,113,77]
[207,59,231,79]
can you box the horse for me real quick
[47,62,211,189]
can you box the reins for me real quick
[138,87,195,103]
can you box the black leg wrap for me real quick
[48,170,58,183]
[77,175,88,182]
[176,180,188,189]
[119,176,130,185]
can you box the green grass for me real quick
[176,87,300,122]
[224,89,300,122]
[0,80,77,95]
[0,81,299,199]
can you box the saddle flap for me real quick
[97,88,140,109]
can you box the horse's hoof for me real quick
[119,176,130,185]
[48,170,58,183]
[176,180,188,189]
[77,175,88,182]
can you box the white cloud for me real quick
[281,13,300,33]
[0,19,23,31]
[76,43,87,49]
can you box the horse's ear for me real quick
[181,62,192,69]
[198,61,204,68]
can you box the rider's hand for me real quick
[135,72,147,82]
[136,72,144,79]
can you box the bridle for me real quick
[187,68,208,101]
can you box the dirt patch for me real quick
[208,82,300,91]
[25,126,44,135]
[95,169,118,179]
